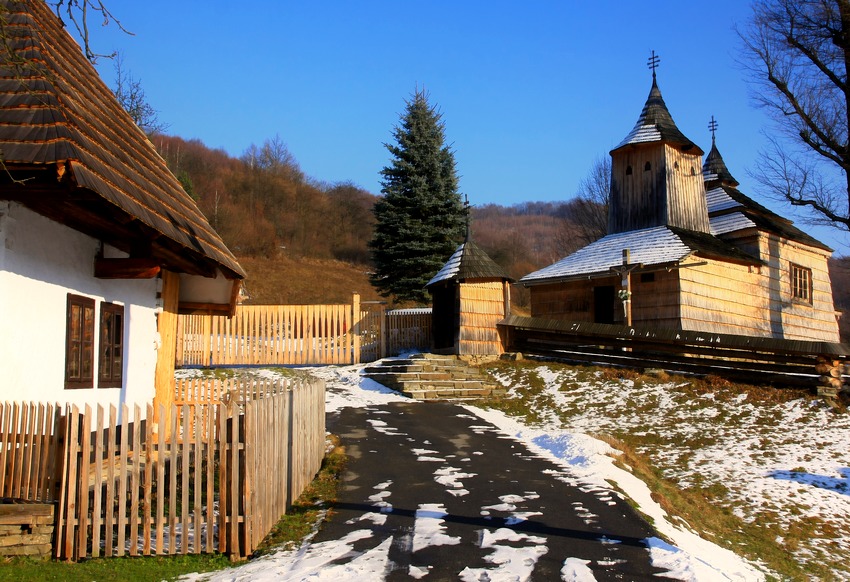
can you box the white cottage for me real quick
[0,0,245,412]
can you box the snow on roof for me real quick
[427,240,512,287]
[705,187,742,213]
[428,245,463,286]
[612,79,701,154]
[520,226,693,284]
[710,212,757,236]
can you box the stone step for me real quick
[362,353,503,402]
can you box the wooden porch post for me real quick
[154,270,180,431]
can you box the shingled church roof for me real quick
[427,240,512,288]
[519,225,759,285]
[703,140,738,187]
[612,78,702,155]
[0,0,244,280]
[703,140,831,252]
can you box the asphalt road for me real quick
[315,400,667,580]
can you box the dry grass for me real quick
[238,255,382,305]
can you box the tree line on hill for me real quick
[154,133,607,301]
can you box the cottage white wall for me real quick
[0,202,159,409]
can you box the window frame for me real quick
[98,302,125,389]
[790,263,813,305]
[65,294,96,389]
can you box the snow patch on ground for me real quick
[183,361,802,581]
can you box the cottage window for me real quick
[791,264,813,304]
[99,302,124,388]
[65,294,95,389]
[644,161,651,171]
[626,165,632,175]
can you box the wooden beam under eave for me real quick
[94,257,161,279]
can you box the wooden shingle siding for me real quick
[757,235,839,342]
[609,146,667,233]
[678,258,771,336]
[664,145,711,233]
[458,281,507,355]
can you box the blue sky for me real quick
[85,1,849,254]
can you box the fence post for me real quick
[380,306,388,359]
[352,293,361,364]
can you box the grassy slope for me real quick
[237,255,383,305]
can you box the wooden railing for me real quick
[500,315,849,388]
[177,296,433,367]
[0,377,325,561]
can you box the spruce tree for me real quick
[369,90,467,304]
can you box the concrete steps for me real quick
[362,353,504,401]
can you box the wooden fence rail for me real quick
[0,377,325,561]
[500,315,850,388]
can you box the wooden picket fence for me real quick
[386,308,433,356]
[177,295,433,367]
[0,377,325,561]
[0,401,64,502]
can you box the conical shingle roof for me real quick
[702,141,738,187]
[427,240,512,288]
[612,78,702,154]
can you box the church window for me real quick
[644,161,651,171]
[626,165,632,175]
[674,161,679,171]
[791,264,812,304]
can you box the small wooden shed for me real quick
[426,240,513,356]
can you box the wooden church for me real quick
[520,66,840,343]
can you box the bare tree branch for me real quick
[739,0,850,232]
[48,0,132,63]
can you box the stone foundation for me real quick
[0,500,54,557]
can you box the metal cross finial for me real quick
[647,50,660,79]
[708,115,718,144]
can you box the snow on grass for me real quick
[482,362,850,579]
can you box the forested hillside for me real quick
[155,135,597,306]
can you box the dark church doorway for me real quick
[593,285,615,324]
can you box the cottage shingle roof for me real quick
[612,78,702,155]
[427,240,512,287]
[519,225,759,285]
[0,0,244,279]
